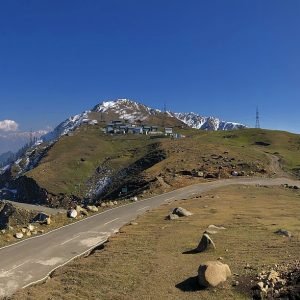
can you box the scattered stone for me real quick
[27,224,35,232]
[172,207,192,217]
[15,232,23,239]
[275,229,292,238]
[232,280,239,287]
[196,233,216,252]
[86,205,99,212]
[76,205,88,216]
[33,212,50,224]
[130,222,138,226]
[166,213,179,220]
[100,202,107,208]
[68,209,78,218]
[198,261,231,287]
[208,224,226,230]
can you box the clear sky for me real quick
[0,0,299,133]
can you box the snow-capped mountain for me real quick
[173,112,245,130]
[41,99,246,144]
[93,99,245,130]
[93,99,162,121]
[42,111,91,142]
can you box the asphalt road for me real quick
[0,177,299,297]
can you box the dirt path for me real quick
[1,200,66,215]
[264,152,290,178]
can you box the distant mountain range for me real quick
[0,130,48,156]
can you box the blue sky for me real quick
[0,0,299,133]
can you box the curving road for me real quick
[0,177,299,297]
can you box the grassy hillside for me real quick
[20,127,300,207]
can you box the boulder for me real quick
[15,232,24,239]
[86,205,99,212]
[198,261,231,287]
[68,209,78,218]
[172,207,192,217]
[196,233,216,252]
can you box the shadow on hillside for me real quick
[175,276,206,292]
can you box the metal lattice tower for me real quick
[255,107,260,129]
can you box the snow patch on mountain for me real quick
[173,112,245,131]
[42,111,91,142]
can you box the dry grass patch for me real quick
[11,185,300,300]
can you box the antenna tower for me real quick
[255,107,260,129]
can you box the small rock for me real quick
[166,213,179,220]
[100,202,107,207]
[275,229,292,238]
[26,231,31,237]
[132,196,138,202]
[113,201,118,205]
[21,228,27,233]
[46,217,51,225]
[257,281,264,289]
[86,205,99,212]
[130,222,138,226]
[232,281,239,287]
[68,209,78,218]
[217,257,224,261]
[15,232,24,239]
[172,207,192,217]
[76,205,88,216]
[27,224,35,232]
[208,224,226,230]
[1,229,6,234]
